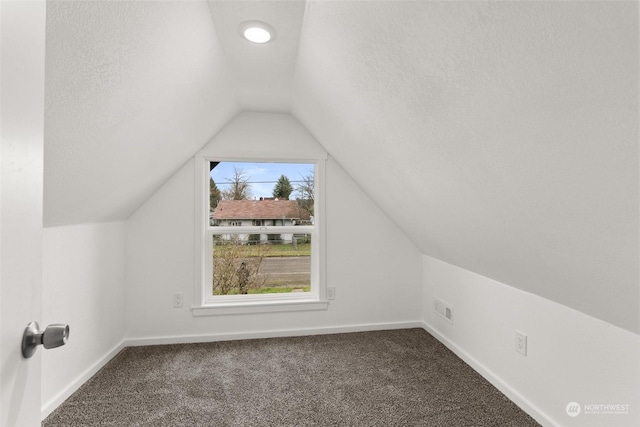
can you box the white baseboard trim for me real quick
[42,321,422,418]
[124,320,424,347]
[41,340,126,420]
[420,321,557,427]
[49,321,542,424]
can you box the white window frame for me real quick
[192,156,328,316]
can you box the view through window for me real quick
[208,161,315,298]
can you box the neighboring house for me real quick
[211,199,312,243]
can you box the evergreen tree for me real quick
[210,177,221,210]
[272,175,293,199]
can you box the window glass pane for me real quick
[212,233,311,295]
[209,161,314,227]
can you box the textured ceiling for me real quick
[44,0,239,226]
[206,0,305,112]
[44,0,305,226]
[44,1,638,332]
[292,1,638,332]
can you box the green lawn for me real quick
[249,286,310,294]
[261,242,310,257]
[214,242,311,257]
[214,286,311,295]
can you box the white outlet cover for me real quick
[173,293,183,308]
[515,331,527,356]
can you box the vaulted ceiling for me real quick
[45,0,239,225]
[44,1,638,333]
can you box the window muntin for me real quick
[204,161,317,304]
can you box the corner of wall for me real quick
[421,254,640,427]
[41,221,128,419]
[123,112,424,341]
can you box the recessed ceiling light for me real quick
[244,27,271,43]
[239,20,275,44]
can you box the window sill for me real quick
[191,299,330,316]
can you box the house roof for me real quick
[213,200,311,221]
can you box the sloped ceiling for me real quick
[293,1,638,333]
[44,0,239,226]
[44,1,638,332]
[207,0,305,112]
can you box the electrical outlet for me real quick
[327,287,336,300]
[173,293,183,308]
[515,331,527,356]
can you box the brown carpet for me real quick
[42,328,540,426]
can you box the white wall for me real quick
[125,112,422,342]
[422,255,640,427]
[43,108,639,427]
[41,222,126,418]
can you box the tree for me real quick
[213,239,268,295]
[272,175,293,199]
[210,178,221,210]
[295,170,315,215]
[221,167,251,200]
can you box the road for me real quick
[258,256,310,287]
[259,256,310,273]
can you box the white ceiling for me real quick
[44,1,638,333]
[44,0,239,225]
[292,0,638,333]
[206,0,306,112]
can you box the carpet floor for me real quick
[42,328,540,426]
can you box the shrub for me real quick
[212,239,268,295]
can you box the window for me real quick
[193,158,327,315]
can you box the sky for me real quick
[210,161,314,199]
